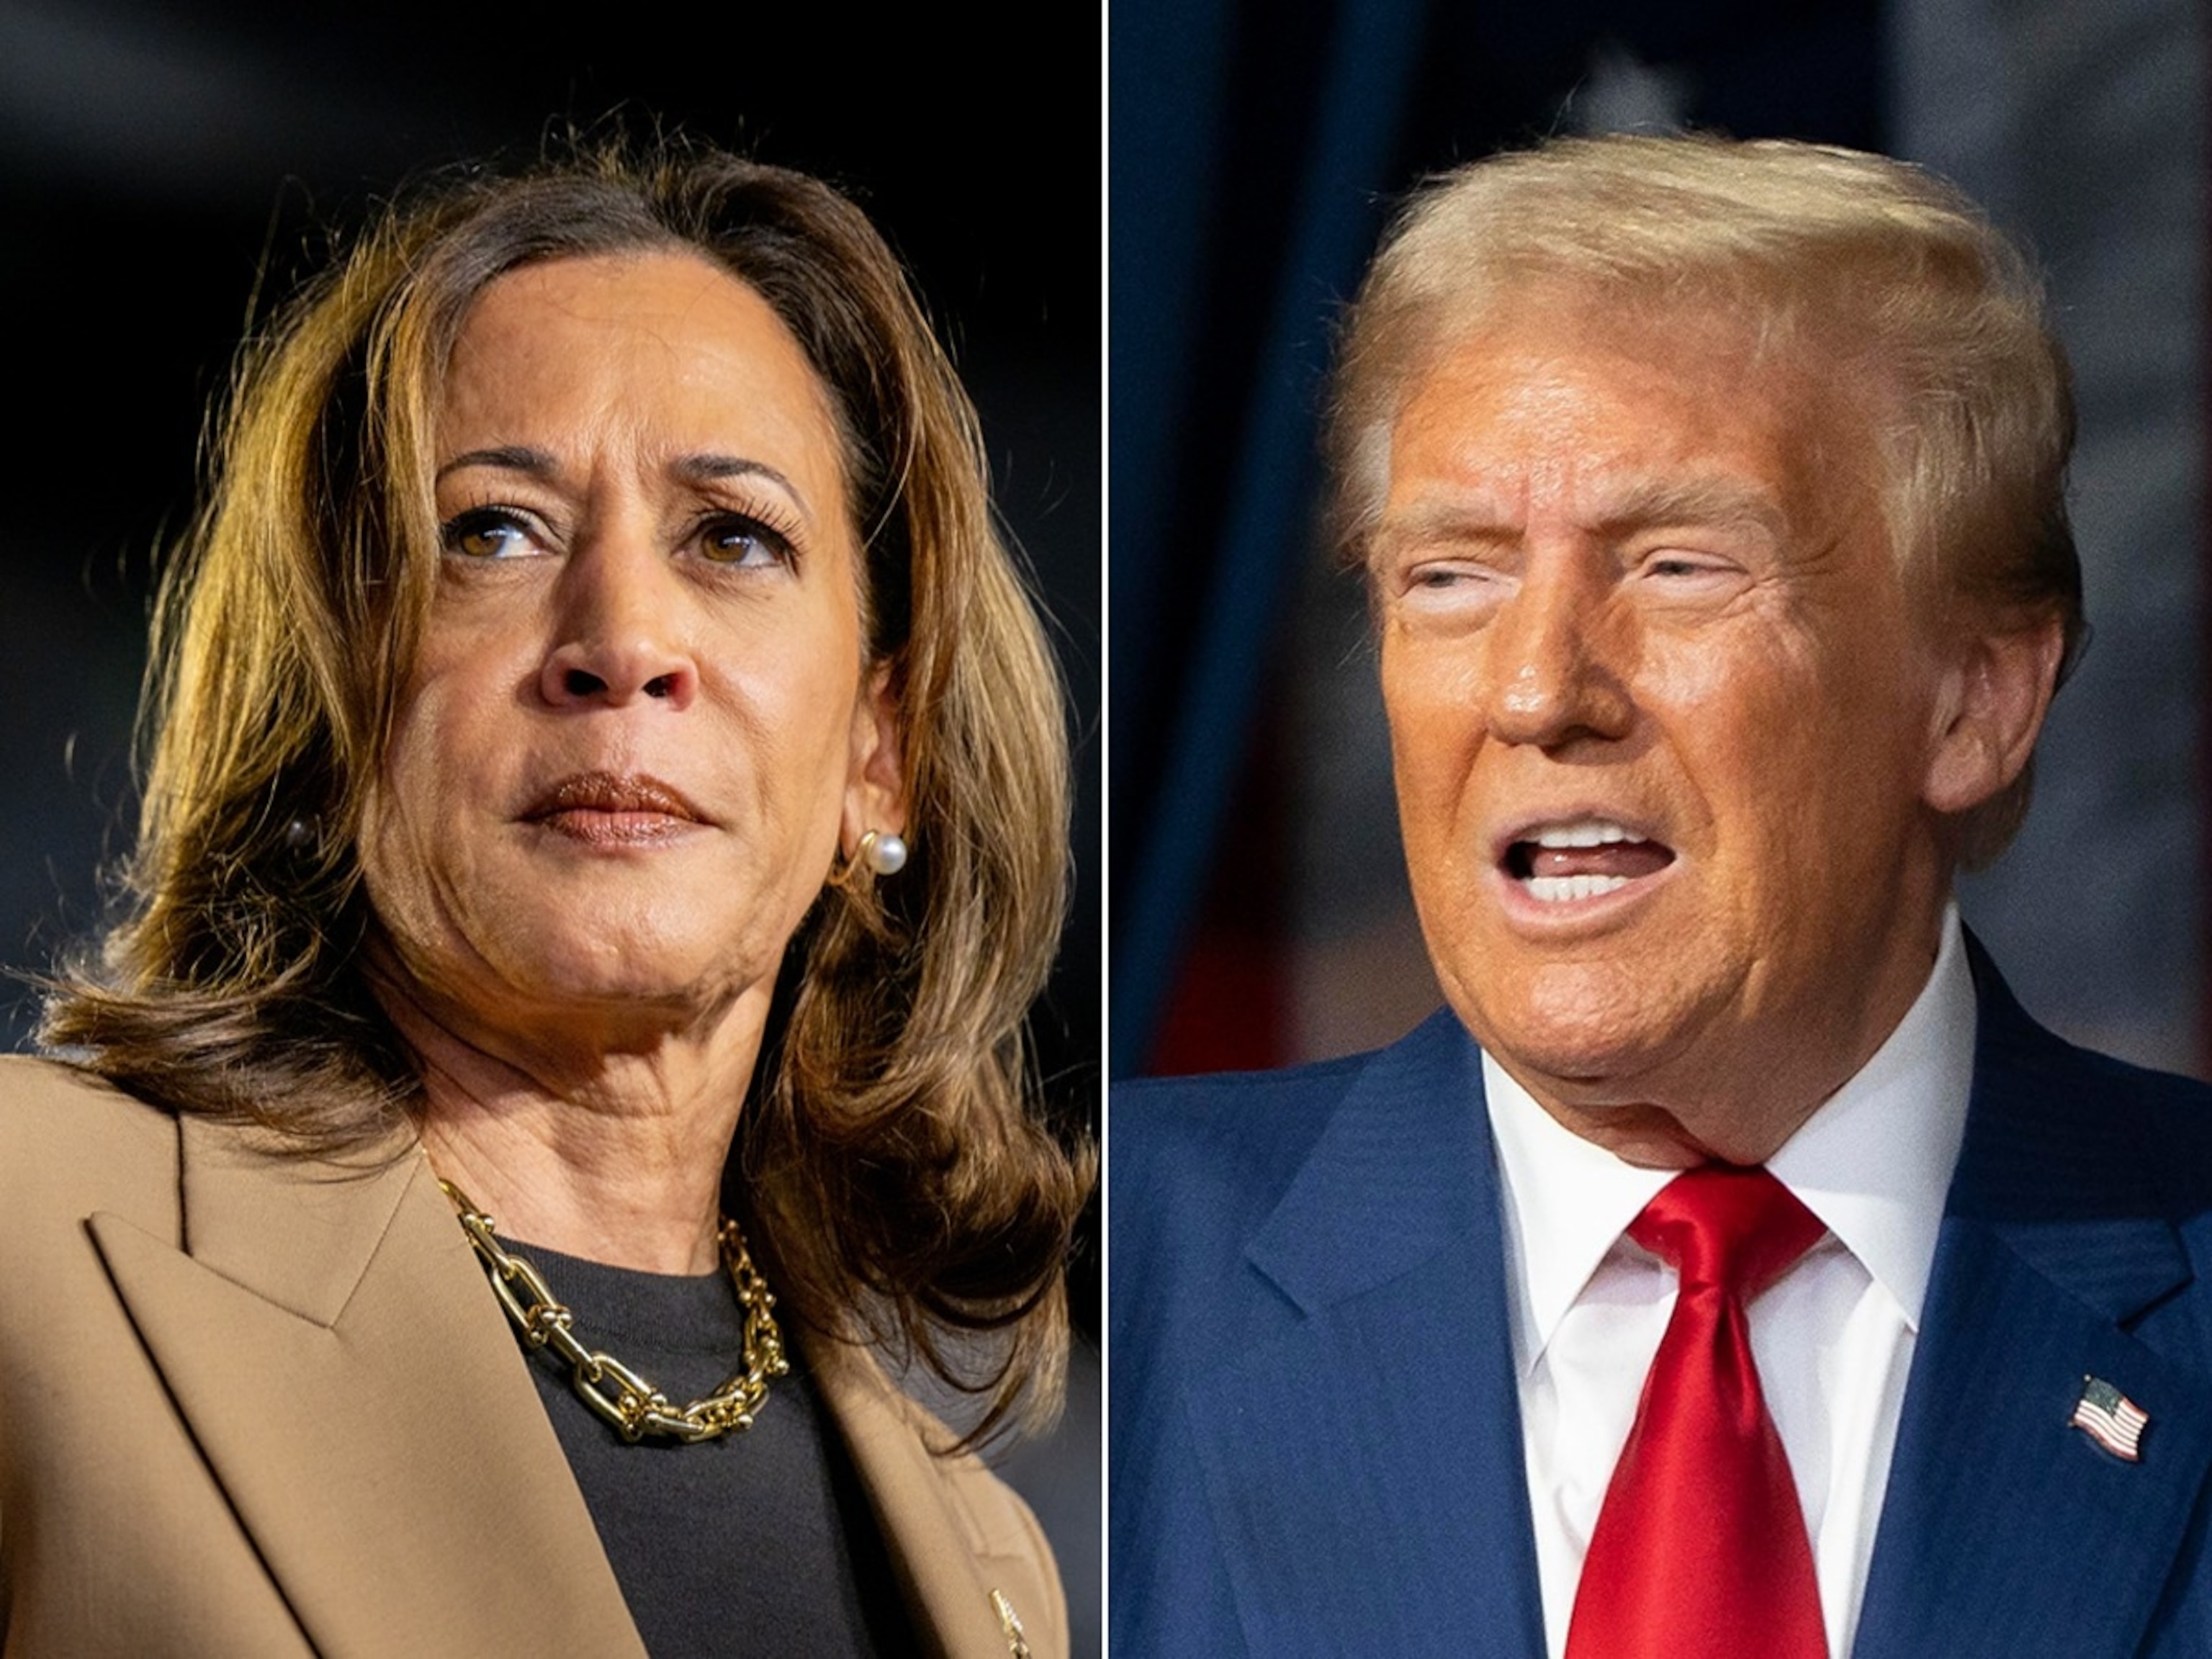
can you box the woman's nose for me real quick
[538,539,698,710]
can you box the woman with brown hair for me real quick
[1,140,1084,1658]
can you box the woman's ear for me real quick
[841,660,907,853]
[1921,611,2067,816]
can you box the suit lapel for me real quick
[1856,953,2212,1657]
[92,1115,644,1658]
[1182,1015,1546,1658]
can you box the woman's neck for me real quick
[389,987,768,1276]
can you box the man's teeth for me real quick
[1529,821,1635,849]
[1526,873,1632,903]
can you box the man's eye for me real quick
[439,508,535,559]
[1640,551,1741,585]
[1408,562,1493,590]
[701,513,796,567]
[1401,562,1509,608]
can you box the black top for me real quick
[500,1238,915,1658]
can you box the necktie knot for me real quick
[1628,1164,1826,1302]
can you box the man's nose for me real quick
[1481,557,1633,747]
[538,534,698,710]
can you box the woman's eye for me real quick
[701,514,796,567]
[440,508,536,559]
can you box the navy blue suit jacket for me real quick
[1110,948,2212,1655]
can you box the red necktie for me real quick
[1564,1165,1829,1659]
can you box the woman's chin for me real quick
[385,927,784,1061]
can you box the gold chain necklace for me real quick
[440,1178,789,1444]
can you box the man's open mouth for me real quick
[1502,819,1676,903]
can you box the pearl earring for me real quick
[858,830,908,876]
[832,829,909,889]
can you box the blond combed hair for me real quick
[1330,133,2082,865]
[43,138,1087,1440]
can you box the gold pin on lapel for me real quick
[990,1588,1031,1658]
[2069,1375,2149,1462]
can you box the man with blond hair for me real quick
[1111,135,2212,1657]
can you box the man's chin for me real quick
[1451,996,1740,1161]
[1537,1096,1718,1167]
[1451,975,1682,1088]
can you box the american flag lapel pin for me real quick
[2069,1375,2149,1462]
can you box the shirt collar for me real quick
[1485,906,1977,1377]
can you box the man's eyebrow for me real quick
[1591,477,1790,543]
[1368,501,1521,559]
[1372,477,1790,554]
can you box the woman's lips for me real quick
[521,772,707,845]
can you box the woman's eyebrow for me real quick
[672,453,811,517]
[433,446,811,519]
[435,444,554,484]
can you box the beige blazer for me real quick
[0,1056,1065,1658]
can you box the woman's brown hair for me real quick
[41,138,1088,1439]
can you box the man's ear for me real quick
[1922,611,2068,816]
[841,660,907,852]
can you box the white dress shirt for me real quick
[1485,907,1977,1659]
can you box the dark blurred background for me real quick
[1110,0,2207,1090]
[0,2,1100,1647]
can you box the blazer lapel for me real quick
[1856,955,2212,1658]
[1181,1014,1546,1658]
[808,1335,1051,1658]
[91,1115,644,1658]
